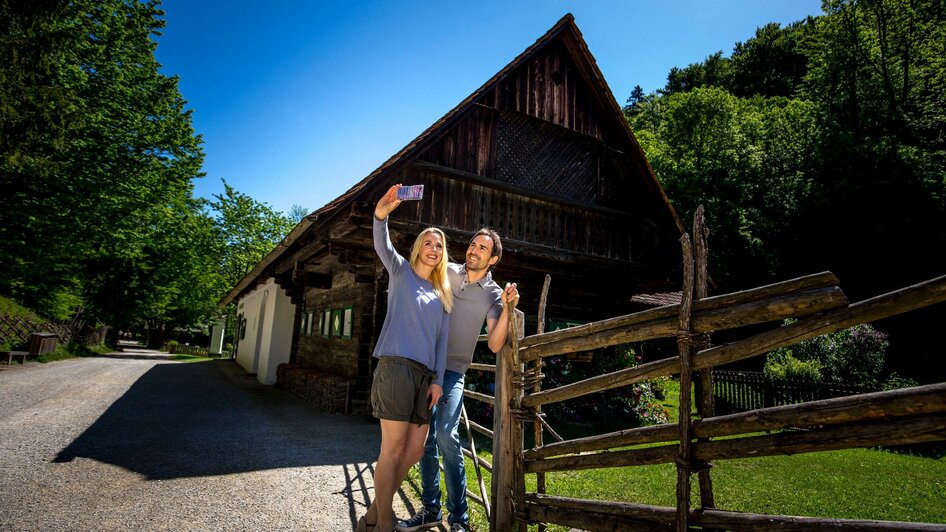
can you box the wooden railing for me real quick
[463,207,946,531]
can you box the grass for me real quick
[405,380,946,531]
[36,342,111,362]
[169,354,214,363]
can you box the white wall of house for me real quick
[235,278,294,385]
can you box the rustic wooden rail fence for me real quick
[456,207,946,531]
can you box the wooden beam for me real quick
[410,161,642,220]
[521,286,847,361]
[524,383,946,460]
[519,272,839,350]
[464,389,495,405]
[292,270,332,289]
[521,273,946,409]
[521,287,846,407]
[523,413,946,473]
[693,274,946,371]
[525,493,945,531]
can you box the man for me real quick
[396,228,519,532]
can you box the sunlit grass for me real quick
[36,342,111,363]
[405,382,946,530]
[170,354,213,363]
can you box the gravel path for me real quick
[0,355,429,531]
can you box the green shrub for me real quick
[881,372,919,391]
[765,322,889,387]
[36,342,110,363]
[764,350,822,382]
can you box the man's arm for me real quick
[486,283,519,353]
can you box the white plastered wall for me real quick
[235,278,294,384]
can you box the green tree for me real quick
[0,0,204,325]
[662,51,731,95]
[287,204,309,222]
[84,196,225,347]
[210,179,297,291]
[629,87,821,288]
[729,19,818,98]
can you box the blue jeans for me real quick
[420,370,468,525]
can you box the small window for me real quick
[322,309,331,337]
[331,308,344,337]
[343,306,353,339]
[299,312,308,335]
[305,311,315,335]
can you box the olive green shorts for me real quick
[371,356,434,425]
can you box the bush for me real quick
[881,372,919,391]
[36,342,109,363]
[465,343,668,427]
[818,324,888,387]
[765,322,889,387]
[764,350,822,382]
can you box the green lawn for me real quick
[407,388,946,530]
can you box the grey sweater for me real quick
[372,217,449,386]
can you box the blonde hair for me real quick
[409,227,453,313]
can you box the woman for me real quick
[358,184,453,532]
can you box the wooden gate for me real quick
[461,207,946,531]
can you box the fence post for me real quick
[490,298,523,532]
[675,232,696,532]
[534,274,551,532]
[692,205,717,513]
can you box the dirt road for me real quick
[0,355,424,531]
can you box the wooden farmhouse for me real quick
[219,14,686,409]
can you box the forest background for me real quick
[1,0,944,381]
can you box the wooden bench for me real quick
[3,351,28,365]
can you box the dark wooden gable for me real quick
[399,21,678,268]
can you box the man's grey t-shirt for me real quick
[445,263,503,375]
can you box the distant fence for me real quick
[166,343,210,356]
[713,370,876,415]
[0,312,102,349]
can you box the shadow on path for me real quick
[54,360,381,480]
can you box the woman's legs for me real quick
[367,419,430,531]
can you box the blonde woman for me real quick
[358,184,453,532]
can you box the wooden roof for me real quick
[220,13,684,307]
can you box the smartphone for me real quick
[396,184,424,201]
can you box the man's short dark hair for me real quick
[470,228,502,267]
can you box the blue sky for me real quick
[154,1,824,216]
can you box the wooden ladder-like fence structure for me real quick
[459,207,946,531]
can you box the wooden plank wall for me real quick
[491,41,600,139]
[397,169,639,262]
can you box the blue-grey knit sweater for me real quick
[372,217,449,386]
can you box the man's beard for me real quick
[466,255,489,272]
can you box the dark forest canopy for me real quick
[626,0,946,381]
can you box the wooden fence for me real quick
[0,312,100,349]
[457,206,946,531]
[713,370,876,415]
[166,343,211,356]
